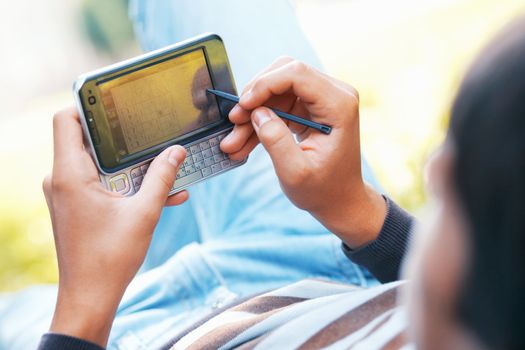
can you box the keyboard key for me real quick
[199,140,210,151]
[185,164,196,174]
[213,154,223,163]
[190,145,201,155]
[132,176,143,190]
[202,167,212,177]
[192,153,203,163]
[211,146,221,155]
[211,163,222,174]
[209,137,219,147]
[131,167,142,179]
[221,159,231,168]
[172,170,203,189]
[202,148,213,158]
[183,156,193,167]
[194,160,205,170]
[140,164,149,174]
[204,157,214,167]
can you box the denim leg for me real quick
[129,0,323,90]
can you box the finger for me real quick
[240,61,336,112]
[251,107,309,183]
[52,107,84,164]
[134,145,186,210]
[229,90,296,125]
[283,97,310,136]
[228,132,259,161]
[165,190,189,206]
[228,104,252,125]
[241,56,295,96]
[42,173,52,200]
[220,122,254,154]
[229,56,296,127]
[42,173,57,232]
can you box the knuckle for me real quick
[251,77,266,94]
[158,175,173,193]
[339,81,360,102]
[51,174,72,193]
[331,97,348,115]
[289,60,309,75]
[52,107,76,128]
[274,55,295,65]
[334,90,359,115]
[42,175,52,195]
[52,111,64,129]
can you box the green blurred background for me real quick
[0,0,524,291]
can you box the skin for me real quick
[402,144,484,350]
[45,59,480,348]
[44,108,189,346]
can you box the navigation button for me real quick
[109,174,130,194]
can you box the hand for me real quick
[43,107,188,347]
[220,57,386,248]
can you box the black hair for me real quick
[448,16,525,350]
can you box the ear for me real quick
[425,141,455,199]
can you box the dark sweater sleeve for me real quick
[37,333,105,350]
[342,196,415,283]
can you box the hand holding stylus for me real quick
[220,57,386,248]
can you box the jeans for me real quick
[0,1,381,349]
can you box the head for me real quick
[403,17,525,350]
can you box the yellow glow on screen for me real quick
[98,49,218,155]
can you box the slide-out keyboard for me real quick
[124,131,244,194]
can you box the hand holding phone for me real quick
[221,57,387,248]
[43,107,188,347]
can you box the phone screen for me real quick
[96,48,221,159]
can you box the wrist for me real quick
[50,286,121,347]
[314,183,387,249]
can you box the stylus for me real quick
[207,89,332,135]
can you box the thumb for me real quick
[135,145,186,208]
[251,107,307,180]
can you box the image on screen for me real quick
[97,48,221,158]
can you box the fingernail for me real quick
[229,104,241,116]
[253,109,272,128]
[222,129,235,144]
[168,146,185,166]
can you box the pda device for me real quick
[74,33,246,196]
